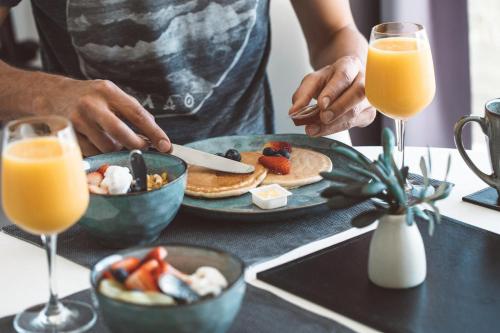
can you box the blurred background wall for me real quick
[268,0,352,144]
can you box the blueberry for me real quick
[111,268,128,283]
[263,147,277,156]
[277,149,290,159]
[225,149,241,162]
[215,152,225,157]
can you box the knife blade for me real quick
[171,144,255,174]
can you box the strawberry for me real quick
[143,246,167,263]
[88,184,108,195]
[111,257,141,273]
[87,172,103,186]
[153,260,170,279]
[258,155,291,175]
[102,270,115,281]
[264,141,292,153]
[125,259,159,291]
[97,164,110,176]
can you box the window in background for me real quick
[468,0,500,150]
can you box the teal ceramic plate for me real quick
[182,134,365,222]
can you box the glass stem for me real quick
[41,234,63,321]
[395,119,406,170]
[395,119,413,193]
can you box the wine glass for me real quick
[365,22,436,192]
[2,116,96,332]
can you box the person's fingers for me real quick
[119,104,171,153]
[76,133,101,157]
[93,80,171,152]
[77,96,148,150]
[289,67,330,115]
[305,98,371,136]
[317,57,362,123]
[320,74,366,124]
[72,114,122,153]
[306,105,376,137]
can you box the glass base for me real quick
[13,300,96,333]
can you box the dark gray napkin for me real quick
[0,286,354,333]
[0,174,440,269]
[0,204,370,268]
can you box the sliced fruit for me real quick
[124,259,159,292]
[87,172,103,186]
[143,246,168,263]
[97,164,110,176]
[99,279,125,299]
[88,184,108,195]
[158,273,199,303]
[264,141,292,153]
[258,156,291,175]
[111,257,141,273]
[144,291,175,305]
[103,270,115,281]
[153,260,171,279]
[116,290,153,305]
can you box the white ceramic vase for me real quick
[368,214,427,289]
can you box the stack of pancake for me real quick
[186,147,332,199]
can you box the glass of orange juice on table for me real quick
[365,22,436,192]
[2,116,96,332]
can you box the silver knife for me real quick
[137,134,255,174]
[171,144,255,174]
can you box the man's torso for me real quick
[30,0,273,143]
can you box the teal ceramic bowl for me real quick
[91,244,246,333]
[79,152,187,248]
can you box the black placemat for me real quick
[258,215,500,333]
[0,286,354,333]
[463,187,500,211]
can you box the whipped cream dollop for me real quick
[100,166,133,194]
[189,266,228,297]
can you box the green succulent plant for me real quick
[320,128,453,235]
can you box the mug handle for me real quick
[454,115,497,187]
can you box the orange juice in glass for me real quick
[2,116,95,333]
[365,22,436,191]
[2,136,89,235]
[366,36,435,120]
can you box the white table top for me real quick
[1,146,498,333]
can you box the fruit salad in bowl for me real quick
[79,151,187,248]
[86,163,169,195]
[98,246,228,306]
[91,244,245,333]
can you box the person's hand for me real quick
[33,76,171,156]
[289,55,376,137]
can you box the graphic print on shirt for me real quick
[67,0,258,117]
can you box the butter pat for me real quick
[249,184,292,210]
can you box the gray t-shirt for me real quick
[4,0,274,144]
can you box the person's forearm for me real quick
[310,24,368,70]
[0,60,68,120]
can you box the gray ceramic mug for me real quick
[454,98,500,197]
